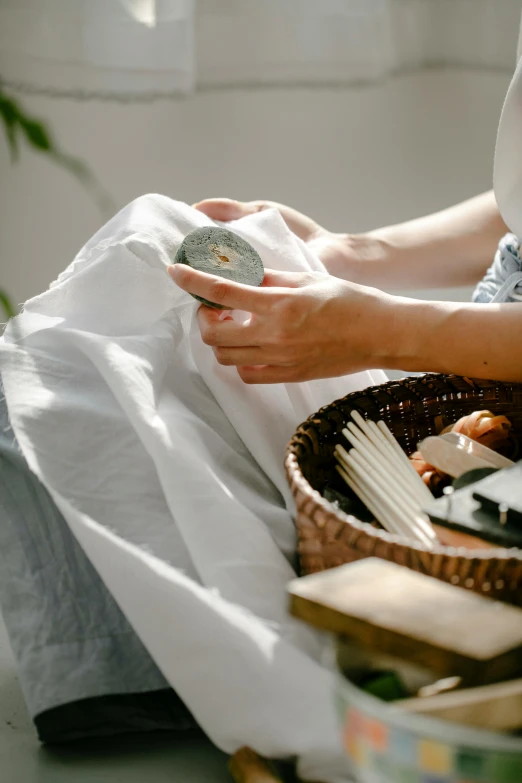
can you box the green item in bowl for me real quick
[174,226,264,309]
[358,671,409,703]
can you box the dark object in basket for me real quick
[452,467,498,490]
[424,476,522,550]
[472,460,522,523]
[285,374,522,607]
[323,486,373,523]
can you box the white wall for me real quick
[0,68,512,308]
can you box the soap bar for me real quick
[174,226,264,309]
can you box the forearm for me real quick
[336,191,508,290]
[384,297,522,382]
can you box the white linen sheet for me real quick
[0,194,386,782]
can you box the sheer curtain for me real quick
[0,0,520,98]
[197,0,521,87]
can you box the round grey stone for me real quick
[174,226,264,309]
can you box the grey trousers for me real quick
[0,387,194,741]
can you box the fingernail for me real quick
[167,265,180,280]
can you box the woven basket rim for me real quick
[285,373,522,564]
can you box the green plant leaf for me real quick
[18,116,53,151]
[1,85,115,218]
[0,93,21,161]
[0,289,16,320]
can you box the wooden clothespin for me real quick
[229,748,283,783]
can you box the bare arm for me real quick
[334,191,508,289]
[386,297,522,382]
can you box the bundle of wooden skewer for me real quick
[334,411,438,549]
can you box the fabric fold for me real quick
[0,194,385,780]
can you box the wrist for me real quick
[378,295,453,374]
[318,231,391,283]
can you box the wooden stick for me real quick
[337,454,430,545]
[343,424,426,508]
[351,411,433,505]
[376,418,434,502]
[335,452,435,548]
[337,441,421,517]
[348,448,436,544]
[338,427,437,543]
[229,748,283,783]
[396,678,522,733]
[336,455,407,538]
[336,464,405,538]
[337,445,418,527]
[347,457,434,548]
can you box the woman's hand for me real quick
[168,263,396,384]
[193,198,376,281]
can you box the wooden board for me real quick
[288,558,522,686]
[396,677,522,732]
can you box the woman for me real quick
[3,22,522,783]
[172,52,522,385]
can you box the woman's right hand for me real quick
[193,198,382,282]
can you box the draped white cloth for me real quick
[494,23,522,239]
[0,194,386,781]
[0,0,518,98]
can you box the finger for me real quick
[238,364,303,385]
[251,202,321,242]
[213,347,265,366]
[197,307,260,347]
[261,269,322,289]
[168,264,273,314]
[192,198,258,222]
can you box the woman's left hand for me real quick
[168,264,396,384]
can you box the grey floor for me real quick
[0,615,232,783]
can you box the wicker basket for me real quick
[285,374,522,606]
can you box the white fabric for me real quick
[494,12,522,239]
[0,194,385,781]
[0,0,519,97]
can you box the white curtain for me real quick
[197,0,522,88]
[0,0,520,98]
[0,0,196,98]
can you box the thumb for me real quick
[192,198,258,222]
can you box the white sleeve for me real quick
[494,14,522,237]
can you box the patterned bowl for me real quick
[336,671,522,783]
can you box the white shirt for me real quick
[493,17,522,236]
